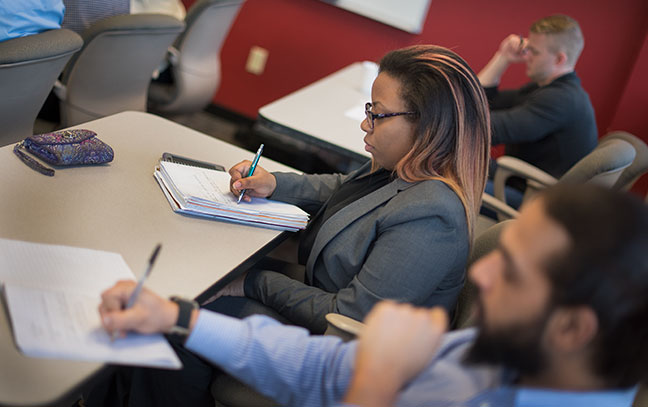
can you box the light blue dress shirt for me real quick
[185,311,637,407]
[0,0,64,42]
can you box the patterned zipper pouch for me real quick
[14,129,114,176]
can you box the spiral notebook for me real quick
[154,160,309,231]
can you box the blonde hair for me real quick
[530,14,584,67]
[378,45,491,238]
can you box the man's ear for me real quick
[554,51,569,67]
[546,306,598,352]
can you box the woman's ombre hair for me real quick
[378,45,491,237]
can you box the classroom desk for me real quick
[256,61,375,172]
[0,111,297,407]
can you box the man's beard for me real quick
[464,300,553,377]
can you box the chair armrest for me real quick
[493,156,557,203]
[152,46,180,79]
[481,193,519,222]
[324,313,365,342]
[53,79,67,101]
[166,46,180,66]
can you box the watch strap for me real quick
[168,296,198,343]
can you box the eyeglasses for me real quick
[364,102,417,130]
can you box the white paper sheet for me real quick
[0,238,133,292]
[4,285,180,368]
[0,238,181,369]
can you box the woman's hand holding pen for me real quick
[229,161,277,202]
[99,280,183,339]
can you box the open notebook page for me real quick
[0,238,181,369]
[158,160,309,218]
[154,169,301,232]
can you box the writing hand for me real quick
[228,161,276,202]
[98,280,180,339]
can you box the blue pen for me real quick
[237,144,264,204]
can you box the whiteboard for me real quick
[322,0,432,34]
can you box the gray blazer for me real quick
[245,162,469,333]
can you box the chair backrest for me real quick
[453,220,512,329]
[59,14,184,126]
[485,139,637,223]
[0,29,82,146]
[560,138,636,187]
[148,0,244,115]
[598,131,648,191]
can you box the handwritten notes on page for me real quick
[0,238,181,369]
[155,160,309,231]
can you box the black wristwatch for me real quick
[168,296,198,343]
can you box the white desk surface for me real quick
[0,111,296,406]
[258,61,375,159]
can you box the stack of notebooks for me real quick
[154,160,309,231]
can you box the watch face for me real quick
[169,297,198,340]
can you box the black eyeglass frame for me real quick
[365,102,417,129]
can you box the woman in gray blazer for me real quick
[87,45,491,407]
[216,45,491,334]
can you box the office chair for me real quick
[55,14,184,126]
[487,138,636,221]
[452,219,511,329]
[598,131,648,191]
[147,0,245,116]
[0,29,82,146]
[475,193,519,236]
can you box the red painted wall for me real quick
[184,0,647,193]
[609,29,648,195]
